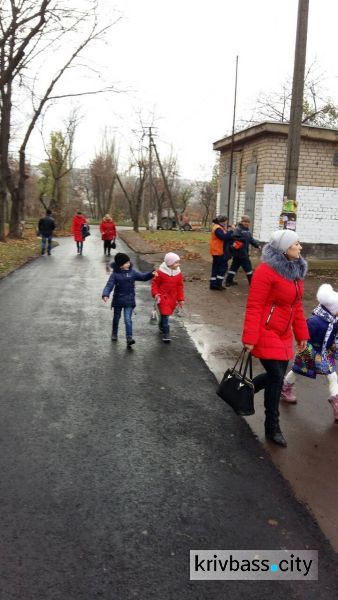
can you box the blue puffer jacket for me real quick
[102,262,153,308]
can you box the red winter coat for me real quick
[242,261,309,360]
[151,263,185,316]
[100,219,116,241]
[72,214,87,242]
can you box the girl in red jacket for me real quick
[242,229,309,447]
[151,252,185,343]
[99,214,117,256]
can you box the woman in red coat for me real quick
[151,252,185,343]
[242,229,309,447]
[71,211,87,255]
[99,214,117,256]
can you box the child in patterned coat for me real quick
[281,284,338,420]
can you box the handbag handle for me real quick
[241,352,253,381]
[231,348,247,373]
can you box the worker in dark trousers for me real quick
[209,215,234,290]
[225,215,260,287]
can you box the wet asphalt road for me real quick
[0,228,337,600]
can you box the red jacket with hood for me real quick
[151,262,184,316]
[72,214,87,242]
[242,244,309,360]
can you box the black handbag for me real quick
[111,239,116,249]
[81,223,90,238]
[217,349,255,416]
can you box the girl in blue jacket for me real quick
[102,252,155,346]
[281,284,338,421]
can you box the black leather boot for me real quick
[265,429,287,447]
[264,396,287,447]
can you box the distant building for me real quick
[213,122,338,247]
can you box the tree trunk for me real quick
[0,84,12,241]
[0,187,6,241]
[9,148,26,238]
[9,188,21,237]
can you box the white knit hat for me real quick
[317,284,338,316]
[164,252,180,266]
[269,229,299,253]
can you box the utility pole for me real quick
[283,0,309,206]
[227,55,239,221]
[146,126,157,231]
[148,126,154,212]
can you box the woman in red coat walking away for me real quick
[99,214,117,256]
[71,210,88,255]
[242,230,309,447]
[151,252,185,343]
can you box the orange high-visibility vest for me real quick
[209,224,225,256]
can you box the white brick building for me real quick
[213,122,338,253]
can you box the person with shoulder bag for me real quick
[100,214,117,256]
[71,210,88,255]
[242,229,309,447]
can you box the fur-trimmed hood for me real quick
[261,243,307,281]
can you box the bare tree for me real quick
[0,0,117,240]
[247,63,338,128]
[90,135,118,218]
[38,109,78,227]
[199,162,218,227]
[116,152,147,233]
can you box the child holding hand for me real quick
[152,252,185,343]
[102,252,155,347]
[281,283,338,420]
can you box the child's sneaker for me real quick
[328,394,338,421]
[162,334,171,343]
[280,381,297,403]
[111,334,118,341]
[127,337,135,347]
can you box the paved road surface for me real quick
[0,228,337,599]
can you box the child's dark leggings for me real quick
[159,315,170,334]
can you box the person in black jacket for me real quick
[225,215,260,286]
[38,209,55,256]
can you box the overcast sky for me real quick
[27,0,338,181]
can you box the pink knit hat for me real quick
[164,252,180,266]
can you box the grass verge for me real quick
[0,229,41,278]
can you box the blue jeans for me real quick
[41,235,52,254]
[112,306,133,338]
[159,314,170,335]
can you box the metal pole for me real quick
[284,0,309,203]
[148,126,153,213]
[227,55,238,221]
